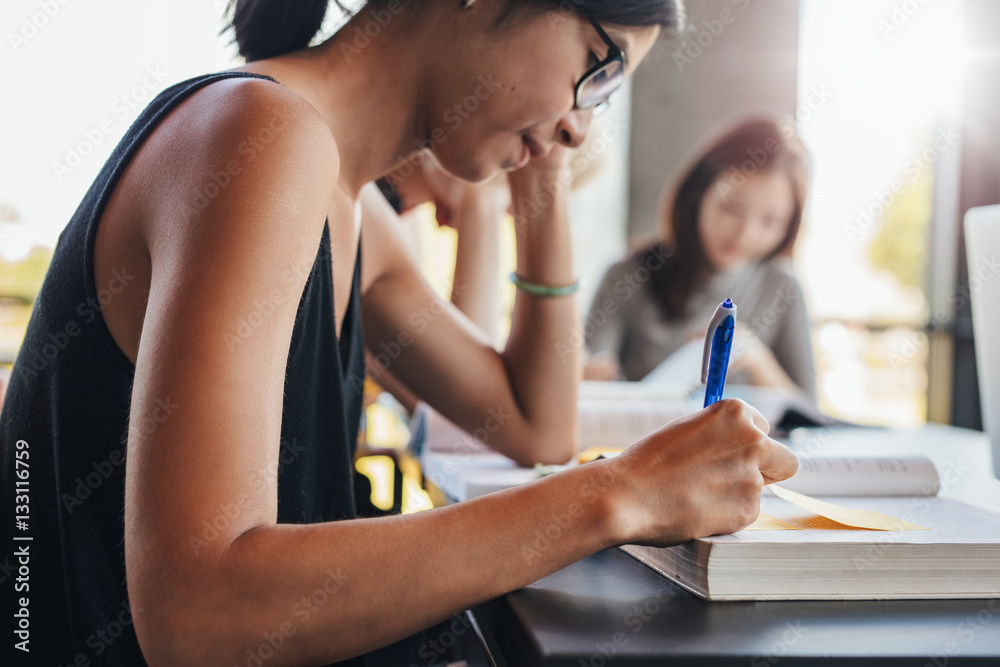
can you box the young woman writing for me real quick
[0,3,796,665]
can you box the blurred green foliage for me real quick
[868,159,932,290]
[0,246,52,302]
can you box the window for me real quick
[796,0,966,426]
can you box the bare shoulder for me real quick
[94,75,346,363]
[134,75,340,253]
[126,75,345,347]
[170,74,337,162]
[191,74,337,160]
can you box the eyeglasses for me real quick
[574,18,628,113]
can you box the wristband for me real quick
[509,272,581,297]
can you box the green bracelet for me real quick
[509,272,582,297]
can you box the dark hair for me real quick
[224,0,681,62]
[500,0,681,29]
[224,0,332,62]
[643,117,810,322]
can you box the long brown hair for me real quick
[641,117,810,321]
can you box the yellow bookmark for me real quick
[769,485,928,531]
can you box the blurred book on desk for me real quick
[414,381,833,459]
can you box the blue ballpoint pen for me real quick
[701,298,737,407]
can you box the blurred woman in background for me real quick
[585,117,815,396]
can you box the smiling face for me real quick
[698,169,797,271]
[422,8,660,182]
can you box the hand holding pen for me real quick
[586,295,798,545]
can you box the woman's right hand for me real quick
[605,398,798,547]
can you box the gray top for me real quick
[584,252,815,396]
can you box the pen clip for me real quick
[700,298,737,385]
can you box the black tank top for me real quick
[0,72,365,666]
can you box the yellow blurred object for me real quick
[414,464,452,510]
[577,447,624,464]
[401,476,434,514]
[0,243,54,362]
[365,400,411,450]
[0,245,52,301]
[0,301,32,362]
[362,377,383,410]
[352,448,437,515]
[354,455,395,511]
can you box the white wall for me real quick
[2,0,239,246]
[629,0,800,240]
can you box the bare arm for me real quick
[361,175,507,414]
[361,150,580,465]
[445,183,506,345]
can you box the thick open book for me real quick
[622,455,1000,600]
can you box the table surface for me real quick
[476,547,1000,666]
[463,424,1000,666]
